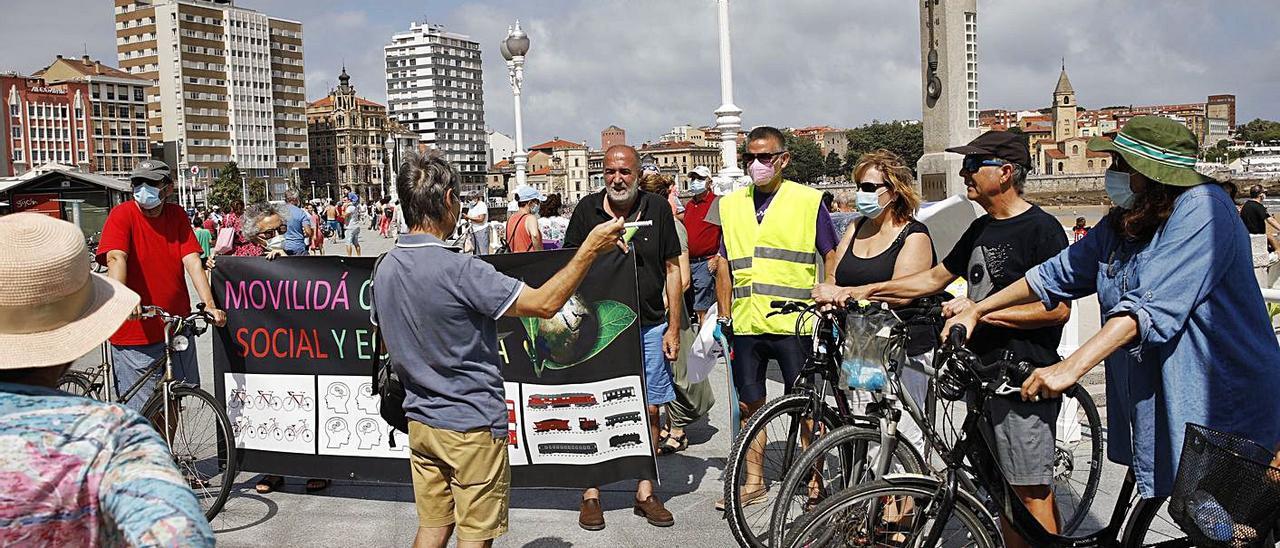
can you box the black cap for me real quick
[130,159,172,183]
[946,131,1032,169]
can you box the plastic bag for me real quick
[839,303,897,393]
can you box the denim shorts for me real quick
[689,258,717,313]
[112,331,199,413]
[640,323,675,406]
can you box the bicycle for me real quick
[57,303,238,520]
[86,232,107,273]
[781,325,1267,548]
[766,298,1104,544]
[281,390,314,412]
[723,300,926,548]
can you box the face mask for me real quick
[530,202,541,215]
[689,178,707,193]
[855,190,886,218]
[265,234,286,251]
[1105,170,1136,209]
[133,184,163,210]
[749,159,776,186]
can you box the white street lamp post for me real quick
[713,0,745,194]
[384,135,394,199]
[502,21,531,190]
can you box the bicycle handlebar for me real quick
[140,303,213,335]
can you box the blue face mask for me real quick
[1105,170,1136,209]
[855,190,885,218]
[133,183,163,210]
[689,177,707,193]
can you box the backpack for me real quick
[368,253,409,445]
[212,227,236,255]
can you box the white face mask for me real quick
[1105,170,1136,209]
[265,234,286,251]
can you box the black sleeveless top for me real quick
[834,219,936,355]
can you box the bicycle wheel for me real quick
[784,476,1000,548]
[769,425,926,545]
[1121,497,1197,547]
[142,385,238,520]
[57,371,94,398]
[724,393,839,548]
[1054,387,1104,534]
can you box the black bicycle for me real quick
[86,232,106,273]
[765,298,1103,545]
[723,300,926,548]
[783,325,1280,547]
[59,304,238,520]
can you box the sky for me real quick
[2,0,1277,147]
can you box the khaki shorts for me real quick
[408,421,510,541]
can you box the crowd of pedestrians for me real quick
[2,115,1279,548]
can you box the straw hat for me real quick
[0,213,138,369]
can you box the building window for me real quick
[8,105,15,117]
[1072,145,1079,155]
[1057,162,1064,172]
[1088,160,1094,169]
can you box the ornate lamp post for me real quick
[713,0,746,194]
[501,21,531,189]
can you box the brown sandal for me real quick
[304,478,330,493]
[255,474,284,494]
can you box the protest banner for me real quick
[211,250,657,488]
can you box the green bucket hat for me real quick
[1087,115,1212,187]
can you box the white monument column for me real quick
[916,0,980,201]
[712,0,746,194]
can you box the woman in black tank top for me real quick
[814,151,939,456]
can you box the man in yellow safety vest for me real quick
[708,125,839,509]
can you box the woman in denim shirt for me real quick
[946,116,1280,498]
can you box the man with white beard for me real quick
[561,145,682,531]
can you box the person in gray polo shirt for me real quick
[373,151,624,548]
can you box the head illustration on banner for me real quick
[324,383,350,414]
[355,383,379,414]
[325,417,350,449]
[356,418,381,450]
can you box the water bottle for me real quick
[1187,489,1233,543]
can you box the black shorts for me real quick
[730,334,806,403]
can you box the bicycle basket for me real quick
[838,304,897,393]
[1168,423,1280,547]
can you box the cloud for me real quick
[1,0,1275,151]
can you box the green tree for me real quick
[207,162,265,211]
[824,151,844,178]
[843,120,924,173]
[782,131,825,183]
[1236,119,1280,143]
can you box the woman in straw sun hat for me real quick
[0,213,214,546]
[945,115,1280,500]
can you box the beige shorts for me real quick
[408,421,510,541]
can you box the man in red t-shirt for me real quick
[98,160,226,412]
[681,166,721,325]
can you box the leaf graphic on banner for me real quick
[539,300,637,373]
[519,317,541,366]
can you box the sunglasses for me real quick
[259,225,287,238]
[857,182,890,193]
[742,151,786,166]
[961,157,1008,173]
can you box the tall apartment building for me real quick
[112,0,307,196]
[35,55,151,179]
[384,22,486,194]
[0,75,93,177]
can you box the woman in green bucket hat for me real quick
[945,115,1280,503]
